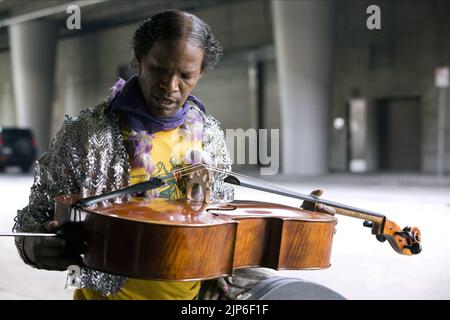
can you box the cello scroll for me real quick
[362,219,422,255]
[379,220,422,255]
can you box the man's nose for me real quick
[160,74,179,93]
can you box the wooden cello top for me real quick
[56,195,336,227]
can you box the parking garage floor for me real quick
[1,169,449,300]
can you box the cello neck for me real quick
[332,207,384,226]
[222,173,386,226]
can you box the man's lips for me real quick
[153,95,177,106]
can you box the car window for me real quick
[1,129,33,143]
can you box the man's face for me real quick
[137,39,204,118]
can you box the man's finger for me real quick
[302,189,324,211]
[46,220,60,233]
[310,189,323,197]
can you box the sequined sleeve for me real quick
[13,104,129,295]
[202,111,234,202]
[13,116,80,267]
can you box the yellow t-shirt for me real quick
[74,127,203,300]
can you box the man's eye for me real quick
[181,73,193,80]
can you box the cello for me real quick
[2,164,422,281]
[47,164,422,280]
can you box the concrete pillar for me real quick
[0,82,16,126]
[9,19,57,154]
[65,74,81,117]
[271,0,335,175]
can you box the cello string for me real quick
[167,163,344,209]
[153,163,273,190]
[154,163,297,205]
[202,164,312,197]
[169,163,290,195]
[163,163,293,195]
[169,163,205,176]
[132,161,301,202]
[200,165,386,218]
[158,163,204,178]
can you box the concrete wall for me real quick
[52,24,137,136]
[53,0,274,140]
[1,0,449,174]
[192,1,276,171]
[0,0,275,155]
[330,0,450,173]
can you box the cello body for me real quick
[54,195,336,281]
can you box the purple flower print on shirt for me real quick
[125,130,156,174]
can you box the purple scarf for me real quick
[109,76,205,133]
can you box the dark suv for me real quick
[0,127,37,173]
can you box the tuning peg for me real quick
[395,230,414,240]
[363,221,373,228]
[376,234,386,242]
[405,242,422,255]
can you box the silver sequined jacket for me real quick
[13,98,234,296]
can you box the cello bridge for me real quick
[186,168,213,204]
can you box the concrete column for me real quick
[9,19,57,154]
[0,82,16,126]
[65,74,81,117]
[271,0,335,175]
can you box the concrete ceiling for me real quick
[0,0,230,52]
